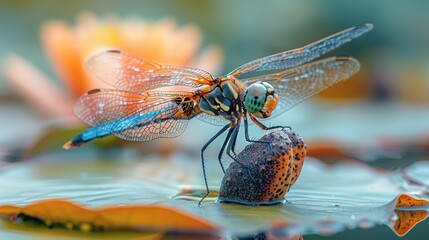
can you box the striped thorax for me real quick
[198,78,243,121]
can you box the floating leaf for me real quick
[0,148,428,238]
[401,161,429,188]
[0,199,219,232]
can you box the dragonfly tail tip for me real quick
[62,141,74,150]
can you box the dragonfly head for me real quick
[244,82,279,118]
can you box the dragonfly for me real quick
[64,24,373,204]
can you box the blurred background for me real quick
[1,0,428,152]
[0,0,428,239]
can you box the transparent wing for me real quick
[241,57,360,117]
[115,118,189,141]
[74,88,195,141]
[196,113,230,126]
[228,24,372,77]
[86,50,214,92]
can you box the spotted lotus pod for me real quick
[218,128,306,205]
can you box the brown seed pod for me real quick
[218,128,306,205]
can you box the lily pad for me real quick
[0,148,428,239]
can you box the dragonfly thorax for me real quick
[199,80,243,121]
[244,82,279,118]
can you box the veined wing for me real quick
[86,50,214,92]
[196,113,230,126]
[241,57,360,117]
[74,88,195,141]
[228,24,372,77]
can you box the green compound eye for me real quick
[244,83,267,113]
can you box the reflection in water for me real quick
[390,209,429,236]
[172,186,219,203]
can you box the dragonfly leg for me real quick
[226,124,239,159]
[226,124,256,181]
[217,127,235,174]
[244,114,287,155]
[229,126,238,156]
[248,114,291,131]
[244,115,270,144]
[199,124,231,206]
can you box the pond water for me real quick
[0,146,428,239]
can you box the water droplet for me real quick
[389,212,399,222]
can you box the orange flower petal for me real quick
[37,12,223,105]
[3,54,74,118]
[40,21,89,98]
[193,45,224,76]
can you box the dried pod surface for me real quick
[218,128,306,205]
